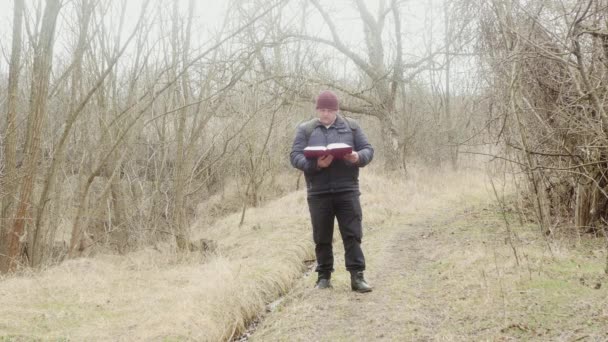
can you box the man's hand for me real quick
[317,155,334,168]
[343,151,359,165]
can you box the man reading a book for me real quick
[290,90,374,293]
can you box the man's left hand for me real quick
[344,151,359,164]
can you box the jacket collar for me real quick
[315,114,346,129]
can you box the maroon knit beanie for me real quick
[315,90,339,111]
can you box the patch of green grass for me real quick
[509,275,603,330]
[430,260,454,273]
[434,201,608,338]
[0,336,69,342]
[525,277,581,292]
[0,337,31,342]
[546,258,604,274]
[17,300,120,337]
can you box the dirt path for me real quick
[249,204,469,340]
[250,179,608,341]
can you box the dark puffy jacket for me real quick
[290,115,374,196]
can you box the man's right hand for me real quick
[317,155,334,168]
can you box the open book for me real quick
[304,143,353,159]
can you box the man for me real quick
[290,90,374,293]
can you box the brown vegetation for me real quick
[0,0,486,271]
[477,0,608,236]
[2,0,607,338]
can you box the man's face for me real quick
[317,108,338,126]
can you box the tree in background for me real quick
[477,0,608,234]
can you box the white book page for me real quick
[304,146,327,151]
[326,143,351,149]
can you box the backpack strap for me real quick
[341,116,359,148]
[302,118,319,142]
[341,115,359,131]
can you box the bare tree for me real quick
[477,0,608,234]
[30,0,96,267]
[2,0,62,272]
[1,0,24,263]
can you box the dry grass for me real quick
[250,167,608,341]
[248,167,497,341]
[414,207,608,340]
[6,166,599,341]
[0,172,313,341]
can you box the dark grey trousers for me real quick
[307,191,366,274]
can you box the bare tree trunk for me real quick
[30,0,94,267]
[1,0,24,268]
[105,1,130,252]
[444,0,458,170]
[380,119,401,170]
[2,0,61,273]
[575,183,592,231]
[171,0,195,250]
[575,176,603,232]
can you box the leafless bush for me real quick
[477,0,608,235]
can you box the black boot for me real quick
[350,271,372,293]
[315,272,332,289]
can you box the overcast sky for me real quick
[0,1,441,59]
[0,1,478,94]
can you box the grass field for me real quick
[1,169,606,341]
